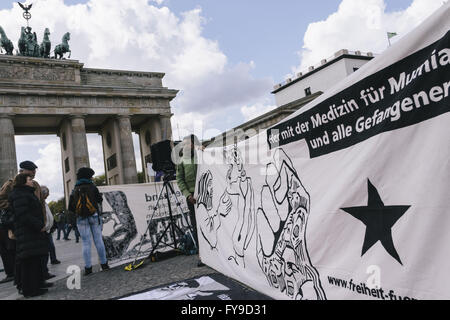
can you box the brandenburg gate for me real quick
[0,54,178,201]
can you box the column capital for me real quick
[68,114,87,120]
[115,114,133,121]
[0,113,16,119]
[159,113,173,119]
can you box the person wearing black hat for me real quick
[0,160,54,286]
[18,161,46,219]
[17,161,55,281]
[68,167,109,275]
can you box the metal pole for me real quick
[165,181,178,249]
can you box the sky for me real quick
[0,0,446,201]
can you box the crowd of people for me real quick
[54,210,80,242]
[0,135,203,298]
[0,161,109,298]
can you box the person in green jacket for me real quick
[176,134,204,267]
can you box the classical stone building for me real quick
[0,54,177,202]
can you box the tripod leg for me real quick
[147,220,173,258]
[165,183,178,249]
[147,181,192,257]
[167,181,199,250]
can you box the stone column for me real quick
[0,115,18,184]
[70,115,90,171]
[117,115,138,184]
[137,117,163,182]
[160,114,173,141]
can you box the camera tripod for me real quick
[125,175,198,271]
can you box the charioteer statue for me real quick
[0,2,72,59]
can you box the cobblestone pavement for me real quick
[0,233,215,300]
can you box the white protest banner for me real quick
[98,181,191,265]
[195,4,450,300]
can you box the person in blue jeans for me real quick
[68,167,109,276]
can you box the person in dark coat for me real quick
[8,173,50,298]
[0,177,16,284]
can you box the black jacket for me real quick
[9,185,48,260]
[68,180,103,217]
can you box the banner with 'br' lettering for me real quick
[98,182,191,265]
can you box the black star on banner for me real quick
[341,179,410,265]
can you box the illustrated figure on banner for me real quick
[197,145,256,267]
[101,191,138,261]
[196,170,221,250]
[256,148,326,300]
[120,276,231,300]
[220,145,256,267]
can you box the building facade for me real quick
[273,49,374,106]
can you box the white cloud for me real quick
[292,0,445,76]
[15,135,57,146]
[241,102,277,122]
[34,139,64,201]
[132,133,143,172]
[176,62,272,114]
[86,134,105,176]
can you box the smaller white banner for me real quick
[98,181,191,264]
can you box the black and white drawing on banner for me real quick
[101,191,138,261]
[197,145,257,267]
[196,170,221,250]
[120,276,231,300]
[256,148,326,300]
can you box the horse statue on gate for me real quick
[18,26,27,55]
[40,28,51,58]
[0,26,14,55]
[53,32,71,59]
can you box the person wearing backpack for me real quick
[68,167,109,275]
